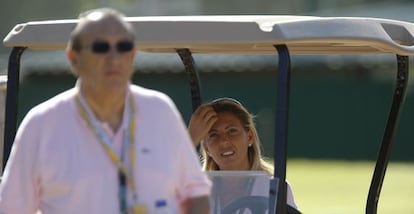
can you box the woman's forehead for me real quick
[211,112,243,129]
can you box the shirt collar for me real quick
[75,79,131,133]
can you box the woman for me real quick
[188,97,298,210]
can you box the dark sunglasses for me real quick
[90,40,134,54]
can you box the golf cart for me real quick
[3,15,414,214]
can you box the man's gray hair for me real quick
[67,8,135,52]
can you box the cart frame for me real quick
[3,15,414,214]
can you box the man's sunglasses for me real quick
[90,40,134,54]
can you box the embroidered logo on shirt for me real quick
[141,148,151,153]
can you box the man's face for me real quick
[69,16,136,94]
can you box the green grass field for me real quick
[286,159,414,214]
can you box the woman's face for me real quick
[204,111,253,170]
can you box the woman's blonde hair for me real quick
[201,98,274,175]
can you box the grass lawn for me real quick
[286,159,414,214]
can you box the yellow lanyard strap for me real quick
[75,95,137,193]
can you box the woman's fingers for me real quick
[189,105,217,147]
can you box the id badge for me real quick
[131,204,147,214]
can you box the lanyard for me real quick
[75,93,137,213]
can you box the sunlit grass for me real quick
[286,159,414,214]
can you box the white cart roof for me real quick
[3,15,414,55]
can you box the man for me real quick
[0,8,211,214]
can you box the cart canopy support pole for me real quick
[2,47,26,169]
[269,44,291,214]
[366,55,409,214]
[176,48,203,153]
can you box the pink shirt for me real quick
[0,84,211,214]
